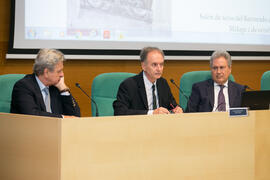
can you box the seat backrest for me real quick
[91,72,136,116]
[261,71,270,90]
[179,71,235,111]
[0,74,25,113]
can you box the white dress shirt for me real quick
[35,75,48,103]
[143,72,159,115]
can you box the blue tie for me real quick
[43,87,52,113]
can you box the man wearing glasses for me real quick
[186,50,246,112]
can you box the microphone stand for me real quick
[75,83,99,117]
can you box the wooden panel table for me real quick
[0,110,269,180]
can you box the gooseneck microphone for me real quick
[244,85,254,91]
[170,79,190,111]
[170,79,189,101]
[75,83,99,117]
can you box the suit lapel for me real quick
[228,81,235,107]
[156,79,163,106]
[136,72,148,110]
[208,79,215,108]
[49,87,56,113]
[31,74,47,111]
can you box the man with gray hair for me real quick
[11,48,80,118]
[186,50,246,112]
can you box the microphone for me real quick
[170,78,190,111]
[170,79,189,101]
[244,85,254,91]
[75,83,99,117]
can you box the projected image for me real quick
[17,0,270,52]
[171,0,270,45]
[66,0,171,41]
[79,0,153,23]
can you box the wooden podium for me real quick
[0,111,270,180]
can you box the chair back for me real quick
[179,71,235,111]
[261,71,270,90]
[91,72,136,116]
[0,74,25,113]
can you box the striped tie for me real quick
[218,85,226,111]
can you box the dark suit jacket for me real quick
[11,74,80,118]
[113,71,178,115]
[186,79,246,112]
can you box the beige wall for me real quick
[1,0,270,117]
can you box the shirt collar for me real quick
[35,75,47,91]
[214,80,228,88]
[143,71,156,88]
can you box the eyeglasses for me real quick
[211,66,228,71]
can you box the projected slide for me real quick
[25,0,171,42]
[171,0,270,45]
[11,0,270,53]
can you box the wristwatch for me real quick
[59,88,70,93]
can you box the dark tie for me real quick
[152,84,157,110]
[218,85,226,111]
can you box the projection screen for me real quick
[7,0,270,60]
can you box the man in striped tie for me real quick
[186,50,246,112]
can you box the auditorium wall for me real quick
[0,0,270,116]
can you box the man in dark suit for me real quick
[186,50,246,112]
[113,47,183,115]
[11,48,80,118]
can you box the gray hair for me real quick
[210,50,232,67]
[140,47,164,62]
[33,48,65,75]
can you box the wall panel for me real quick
[0,0,269,116]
